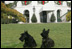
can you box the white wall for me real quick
[5,1,71,23]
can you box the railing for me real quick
[60,11,71,18]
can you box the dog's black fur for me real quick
[41,29,55,48]
[19,31,37,48]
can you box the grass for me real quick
[1,23,71,48]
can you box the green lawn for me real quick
[1,23,71,48]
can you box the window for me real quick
[67,1,71,7]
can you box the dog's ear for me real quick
[25,31,28,34]
[47,29,50,33]
[43,28,45,32]
[48,29,50,31]
[41,33,43,37]
[21,33,23,35]
[24,30,26,33]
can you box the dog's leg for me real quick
[41,45,43,48]
[41,42,45,48]
[33,40,36,45]
[23,43,27,48]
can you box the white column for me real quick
[35,12,40,23]
[54,10,57,23]
[48,12,53,23]
[29,12,33,23]
[17,1,22,7]
[47,12,49,23]
[35,7,41,23]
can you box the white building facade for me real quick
[5,1,71,23]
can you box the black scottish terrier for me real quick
[19,31,37,48]
[41,29,55,48]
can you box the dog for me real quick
[19,31,37,48]
[41,29,55,48]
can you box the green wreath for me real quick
[54,1,63,5]
[12,1,32,6]
[38,1,49,5]
[21,1,32,5]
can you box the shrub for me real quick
[18,17,26,22]
[12,19,19,23]
[31,14,37,23]
[6,3,13,8]
[1,13,9,24]
[1,2,26,23]
[1,18,9,24]
[50,13,56,22]
[4,19,9,24]
[66,11,71,21]
[1,18,4,24]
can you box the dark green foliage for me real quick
[1,18,9,24]
[6,3,13,8]
[12,19,19,23]
[1,13,9,24]
[31,14,37,23]
[1,2,26,24]
[50,13,56,22]
[1,18,4,24]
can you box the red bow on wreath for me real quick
[59,1,61,5]
[24,1,27,5]
[42,1,45,5]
